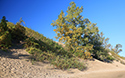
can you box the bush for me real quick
[120,61,125,65]
[74,52,84,58]
[7,22,26,43]
[24,35,86,70]
[107,55,115,61]
[0,31,11,49]
[24,37,41,49]
[51,56,86,70]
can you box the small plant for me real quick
[51,56,86,70]
[107,55,115,61]
[120,61,125,65]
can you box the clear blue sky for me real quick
[0,0,125,56]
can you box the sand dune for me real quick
[69,59,125,78]
[77,70,125,78]
[0,44,125,78]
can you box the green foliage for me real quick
[51,56,86,70]
[74,51,92,59]
[1,2,124,70]
[0,16,26,50]
[24,37,41,49]
[0,16,8,35]
[110,51,125,62]
[24,36,86,70]
[0,31,11,49]
[106,55,115,61]
[113,44,122,54]
[51,2,111,61]
[7,22,26,43]
[51,2,95,59]
[0,16,11,49]
[51,1,123,62]
[24,26,87,70]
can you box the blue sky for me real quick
[0,0,125,56]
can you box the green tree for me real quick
[0,16,11,49]
[114,44,122,54]
[0,16,8,35]
[91,32,114,61]
[51,2,100,59]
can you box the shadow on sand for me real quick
[0,44,31,60]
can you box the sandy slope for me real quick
[75,70,125,78]
[0,44,125,78]
[70,60,125,78]
[0,44,70,78]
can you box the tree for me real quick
[17,17,26,26]
[0,16,11,49]
[0,16,8,36]
[114,44,122,54]
[51,2,100,59]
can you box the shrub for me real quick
[24,37,41,49]
[0,16,11,49]
[84,52,92,59]
[24,33,86,70]
[0,31,11,49]
[7,22,26,43]
[51,56,86,70]
[120,61,125,65]
[74,52,84,58]
[107,55,115,61]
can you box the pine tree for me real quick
[0,16,11,49]
[0,16,8,36]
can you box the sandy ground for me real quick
[0,44,125,78]
[75,70,125,78]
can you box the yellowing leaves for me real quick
[66,36,70,39]
[63,23,66,27]
[69,30,73,33]
[75,42,78,46]
[51,23,54,26]
[53,29,56,31]
[57,22,59,25]
[51,1,102,60]
[84,52,92,59]
[59,15,62,19]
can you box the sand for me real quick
[0,44,125,78]
[75,70,125,78]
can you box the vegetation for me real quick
[51,2,116,61]
[24,28,86,70]
[0,2,125,70]
[51,2,94,59]
[7,22,26,43]
[0,16,11,50]
[0,16,86,70]
[0,16,26,50]
[51,1,124,64]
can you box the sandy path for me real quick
[0,44,125,78]
[0,44,70,78]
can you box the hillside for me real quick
[0,40,125,78]
[0,18,125,78]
